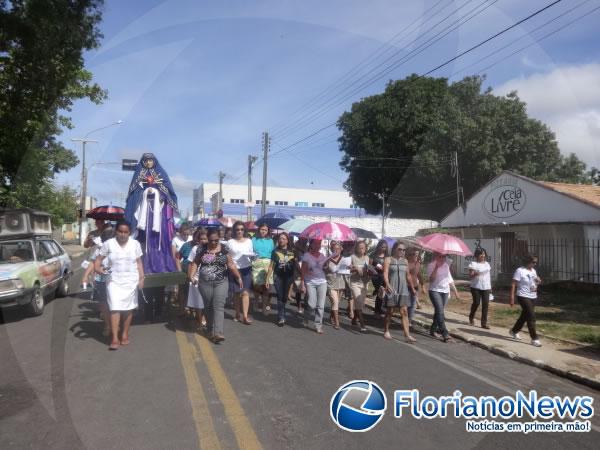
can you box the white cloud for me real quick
[494,63,600,168]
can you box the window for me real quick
[350,204,359,209]
[229,198,245,204]
[255,200,270,205]
[274,201,288,206]
[294,201,308,207]
[36,241,52,260]
[48,240,64,256]
[312,203,325,208]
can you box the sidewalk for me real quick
[62,243,87,259]
[365,297,600,390]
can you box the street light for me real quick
[72,120,123,245]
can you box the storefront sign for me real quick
[483,185,526,219]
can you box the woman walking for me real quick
[406,248,425,321]
[301,240,328,334]
[189,228,242,343]
[427,253,460,343]
[91,226,115,337]
[383,242,416,342]
[252,224,275,313]
[324,241,346,330]
[292,237,308,314]
[510,255,542,347]
[185,228,208,329]
[349,241,371,332]
[370,240,389,317]
[95,220,145,351]
[468,247,492,329]
[227,221,254,324]
[265,233,296,326]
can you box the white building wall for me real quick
[295,215,437,238]
[442,172,600,228]
[201,183,353,209]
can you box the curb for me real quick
[367,303,600,391]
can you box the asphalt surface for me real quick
[1,261,599,449]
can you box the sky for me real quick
[55,0,600,215]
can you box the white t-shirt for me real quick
[226,238,254,269]
[335,256,352,275]
[427,262,454,294]
[513,267,539,299]
[188,245,199,263]
[302,252,327,285]
[99,238,143,280]
[172,235,192,252]
[469,261,492,290]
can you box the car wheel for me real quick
[57,273,70,297]
[28,285,44,316]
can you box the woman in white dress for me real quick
[95,220,145,350]
[227,221,254,324]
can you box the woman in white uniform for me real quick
[95,220,145,350]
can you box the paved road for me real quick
[1,266,599,449]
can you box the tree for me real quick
[0,0,106,208]
[337,75,589,221]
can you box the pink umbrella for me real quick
[300,221,357,241]
[416,233,472,256]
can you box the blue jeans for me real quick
[304,282,327,330]
[274,274,294,321]
[429,290,449,338]
[408,290,417,321]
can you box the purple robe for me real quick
[136,196,177,274]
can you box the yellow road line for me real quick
[194,334,263,450]
[175,330,222,450]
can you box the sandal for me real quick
[406,336,417,344]
[242,317,253,325]
[383,332,392,340]
[120,338,130,346]
[109,342,119,351]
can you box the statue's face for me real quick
[143,158,155,169]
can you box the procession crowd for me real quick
[82,219,543,351]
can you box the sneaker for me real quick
[277,319,285,327]
[509,330,522,340]
[531,339,542,347]
[360,327,367,333]
[316,327,323,334]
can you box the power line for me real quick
[473,3,600,75]
[274,0,499,143]
[267,0,566,163]
[449,0,594,79]
[269,0,453,135]
[423,0,564,76]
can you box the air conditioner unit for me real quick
[0,209,52,237]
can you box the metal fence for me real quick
[500,238,600,284]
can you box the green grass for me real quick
[439,286,600,345]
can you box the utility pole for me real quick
[247,155,258,221]
[72,138,97,245]
[218,171,226,215]
[454,151,461,208]
[381,191,386,238]
[260,131,270,217]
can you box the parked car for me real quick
[0,236,72,315]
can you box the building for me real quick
[196,183,360,219]
[194,182,437,238]
[440,171,600,283]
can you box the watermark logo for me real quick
[330,380,387,432]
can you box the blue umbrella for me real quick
[194,218,222,228]
[256,212,294,229]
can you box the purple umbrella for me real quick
[194,218,222,228]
